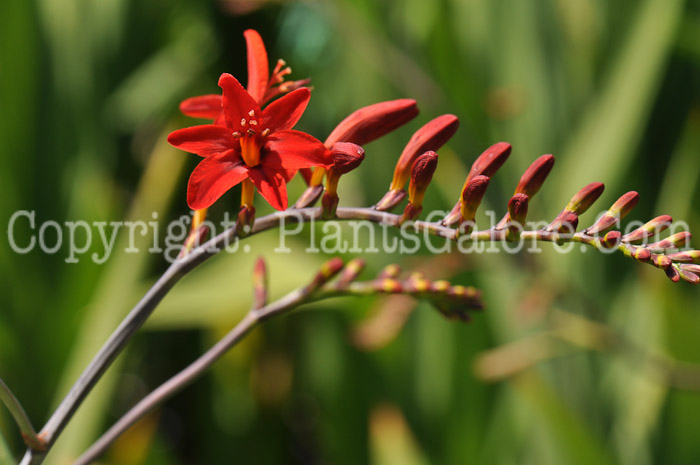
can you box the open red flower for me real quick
[178,29,310,120]
[168,73,331,211]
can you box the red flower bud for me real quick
[329,142,365,175]
[407,151,438,209]
[646,231,692,251]
[666,250,700,263]
[515,154,555,197]
[390,114,459,190]
[678,266,700,284]
[601,230,622,249]
[621,215,673,243]
[466,142,511,183]
[458,175,490,231]
[506,194,528,241]
[325,99,419,147]
[565,182,605,216]
[584,191,639,235]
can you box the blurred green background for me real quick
[2,0,700,463]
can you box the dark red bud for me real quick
[565,182,605,215]
[467,142,511,183]
[408,151,438,208]
[515,154,555,197]
[330,142,365,175]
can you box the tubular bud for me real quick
[515,154,555,197]
[665,266,681,282]
[666,250,700,263]
[646,231,692,251]
[389,114,459,191]
[326,143,365,198]
[321,192,340,220]
[335,258,366,286]
[407,151,438,209]
[546,211,579,234]
[633,247,652,262]
[466,142,511,183]
[325,99,419,147]
[678,267,700,284]
[584,191,639,235]
[621,215,673,243]
[506,194,529,241]
[651,254,672,269]
[306,258,345,293]
[565,182,605,216]
[680,264,700,274]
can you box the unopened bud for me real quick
[651,254,672,269]
[306,257,345,293]
[515,154,555,197]
[678,266,700,284]
[374,189,407,212]
[506,194,528,241]
[335,258,366,286]
[666,250,700,263]
[632,247,652,262]
[407,151,438,209]
[565,182,605,215]
[389,114,459,190]
[466,142,511,183]
[325,99,419,147]
[378,264,401,279]
[546,211,579,234]
[321,192,339,220]
[601,230,622,249]
[584,191,639,235]
[329,142,365,175]
[621,215,673,243]
[665,266,681,283]
[646,231,691,251]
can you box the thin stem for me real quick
[22,206,675,464]
[0,378,44,452]
[73,286,313,465]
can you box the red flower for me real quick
[178,29,310,120]
[168,73,331,211]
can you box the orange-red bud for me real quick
[390,114,459,190]
[325,99,419,147]
[407,151,438,209]
[666,250,700,263]
[329,142,365,175]
[466,142,511,183]
[646,231,691,251]
[601,230,622,249]
[678,266,700,284]
[506,194,528,241]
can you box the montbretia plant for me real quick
[6,29,698,465]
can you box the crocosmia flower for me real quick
[168,73,331,211]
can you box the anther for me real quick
[240,118,247,126]
[261,128,270,137]
[247,128,256,136]
[248,110,255,117]
[232,131,242,138]
[249,120,258,126]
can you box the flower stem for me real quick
[0,377,45,452]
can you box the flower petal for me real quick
[262,130,332,170]
[248,166,288,210]
[168,125,237,157]
[218,73,260,133]
[244,29,270,105]
[262,88,311,132]
[179,95,222,119]
[187,151,248,210]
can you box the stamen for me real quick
[249,120,258,126]
[248,110,255,117]
[261,128,270,137]
[241,118,247,126]
[247,128,256,136]
[232,131,242,138]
